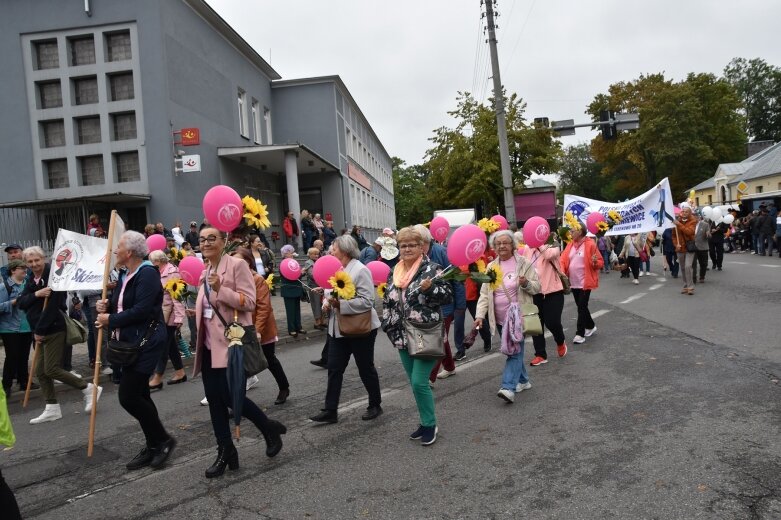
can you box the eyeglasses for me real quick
[494,241,514,247]
[399,243,419,249]
[198,235,221,244]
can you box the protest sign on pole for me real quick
[563,178,676,235]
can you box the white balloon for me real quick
[711,207,722,220]
[702,206,713,219]
[723,214,735,225]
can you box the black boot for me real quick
[262,420,287,458]
[205,443,239,478]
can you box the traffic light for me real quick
[600,110,617,140]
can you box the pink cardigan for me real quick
[192,254,256,376]
[521,246,564,295]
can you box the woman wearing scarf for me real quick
[475,230,540,404]
[381,227,452,445]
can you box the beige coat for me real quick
[475,253,541,336]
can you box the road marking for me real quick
[648,283,663,291]
[591,309,611,319]
[727,261,747,265]
[760,264,779,268]
[619,293,646,304]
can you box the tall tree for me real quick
[423,92,561,214]
[588,73,746,198]
[723,57,781,142]
[557,143,608,201]
[392,157,433,228]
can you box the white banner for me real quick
[563,178,676,235]
[48,214,126,291]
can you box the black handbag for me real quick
[107,320,159,367]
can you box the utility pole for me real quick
[483,0,516,226]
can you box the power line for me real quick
[501,0,537,71]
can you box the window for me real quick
[105,31,131,61]
[756,186,763,194]
[73,76,98,105]
[116,152,140,182]
[251,100,260,144]
[76,116,101,144]
[37,80,62,109]
[111,112,136,140]
[237,89,247,137]
[69,36,95,66]
[109,72,134,101]
[40,120,65,148]
[44,159,69,188]
[707,195,712,204]
[79,156,104,186]
[263,107,272,144]
[695,197,700,207]
[34,40,59,70]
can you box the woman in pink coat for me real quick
[148,251,187,389]
[191,226,286,478]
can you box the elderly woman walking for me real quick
[310,235,383,425]
[475,231,540,404]
[382,226,453,444]
[560,224,603,344]
[279,244,304,337]
[147,251,187,389]
[672,204,698,295]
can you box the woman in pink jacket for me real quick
[521,244,567,365]
[191,226,286,478]
[148,250,187,389]
[559,226,603,345]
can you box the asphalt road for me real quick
[3,251,780,519]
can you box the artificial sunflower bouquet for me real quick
[164,278,196,304]
[329,271,356,300]
[167,246,186,266]
[477,217,500,235]
[597,209,623,237]
[554,211,581,245]
[242,195,271,230]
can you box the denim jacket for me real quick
[0,279,31,333]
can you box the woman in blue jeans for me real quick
[474,230,541,404]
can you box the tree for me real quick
[556,144,607,201]
[423,91,561,215]
[587,73,746,199]
[723,57,781,142]
[392,157,433,228]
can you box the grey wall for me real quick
[272,83,339,166]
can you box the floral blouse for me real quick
[381,258,453,349]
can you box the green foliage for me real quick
[556,143,606,201]
[723,57,781,143]
[392,157,434,228]
[423,91,562,213]
[588,73,746,198]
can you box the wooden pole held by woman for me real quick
[22,296,48,408]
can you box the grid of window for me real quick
[111,112,136,140]
[109,72,134,101]
[106,31,131,62]
[79,155,104,185]
[76,117,101,144]
[35,40,59,70]
[45,159,69,188]
[116,152,140,182]
[73,76,98,105]
[237,89,247,136]
[70,36,95,66]
[38,81,62,109]
[41,120,65,148]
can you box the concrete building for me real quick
[0,0,394,251]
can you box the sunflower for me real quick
[468,258,487,273]
[564,211,582,231]
[477,217,500,234]
[242,195,272,230]
[265,273,275,290]
[329,271,356,300]
[164,278,186,300]
[376,282,387,298]
[596,221,610,233]
[607,209,622,223]
[486,264,503,291]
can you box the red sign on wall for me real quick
[180,128,200,146]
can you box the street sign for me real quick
[615,113,640,131]
[180,128,200,146]
[181,154,201,172]
[551,119,575,136]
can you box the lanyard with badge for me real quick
[202,268,214,319]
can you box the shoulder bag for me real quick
[335,308,372,337]
[107,320,158,367]
[674,226,696,253]
[62,311,87,346]
[499,277,543,337]
[402,276,444,359]
[548,258,571,295]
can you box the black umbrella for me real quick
[225,321,247,439]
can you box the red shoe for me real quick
[557,343,568,358]
[530,356,548,366]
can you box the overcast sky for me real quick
[209,0,781,168]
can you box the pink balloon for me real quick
[179,255,205,286]
[674,206,681,216]
[279,258,302,281]
[146,234,166,253]
[313,255,342,288]
[522,217,550,249]
[366,260,391,285]
[202,185,243,232]
[430,216,450,242]
[586,212,606,235]
[491,214,509,231]
[447,224,487,267]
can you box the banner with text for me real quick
[563,178,676,235]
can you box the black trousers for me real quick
[531,291,566,358]
[201,349,269,446]
[155,326,184,375]
[694,250,709,280]
[118,368,171,448]
[324,330,381,411]
[571,288,594,337]
[1,332,32,390]
[626,256,640,279]
[261,342,289,390]
[709,239,724,268]
[319,335,330,363]
[0,468,21,520]
[466,299,492,348]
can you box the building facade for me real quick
[0,0,394,251]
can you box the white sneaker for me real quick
[573,335,586,344]
[515,382,532,393]
[70,370,82,378]
[497,388,514,403]
[83,383,103,413]
[200,396,209,406]
[437,368,456,379]
[633,279,639,285]
[246,375,259,391]
[639,271,644,277]
[30,403,62,424]
[585,326,597,337]
[101,366,113,375]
